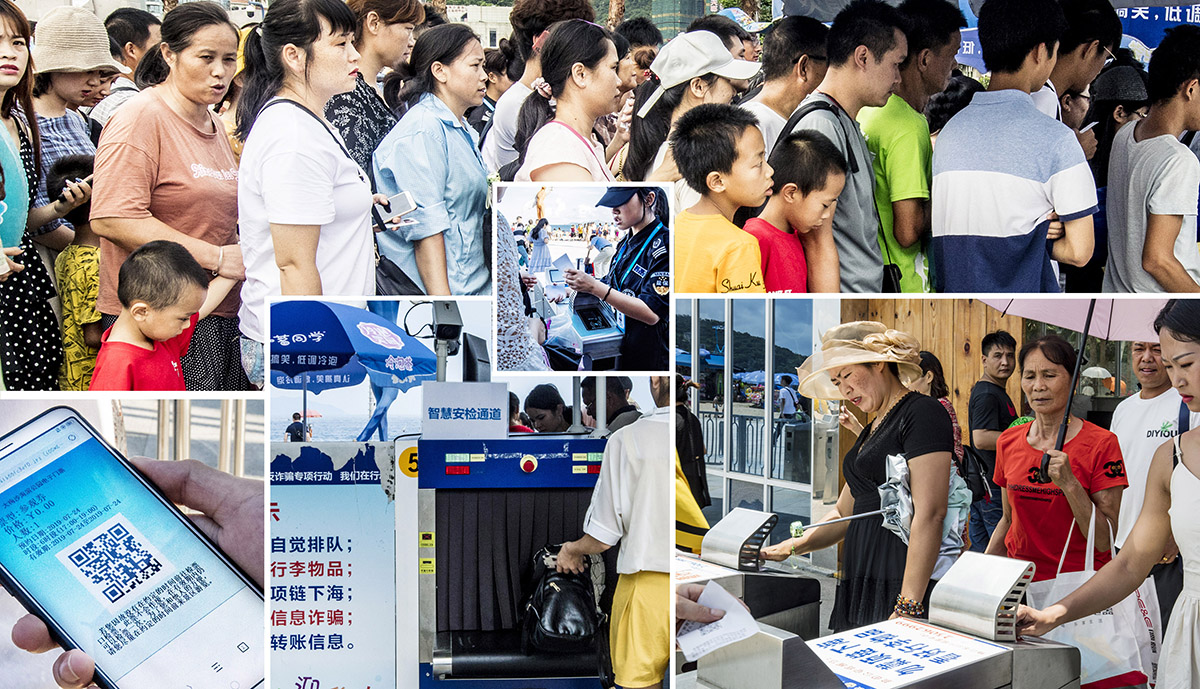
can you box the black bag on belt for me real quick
[522,545,604,654]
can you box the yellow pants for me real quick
[610,570,669,688]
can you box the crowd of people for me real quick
[663,0,1200,294]
[710,299,1197,687]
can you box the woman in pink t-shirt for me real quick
[513,20,621,182]
[91,2,250,390]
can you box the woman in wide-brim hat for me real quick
[30,6,128,243]
[761,321,957,632]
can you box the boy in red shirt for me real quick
[743,131,846,292]
[91,241,234,391]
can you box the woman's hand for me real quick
[1017,603,1064,637]
[760,539,799,561]
[839,405,864,435]
[563,267,600,295]
[555,541,586,574]
[1044,449,1078,489]
[52,177,92,217]
[0,246,24,282]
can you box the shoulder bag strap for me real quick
[775,99,859,173]
[260,98,389,231]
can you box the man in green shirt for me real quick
[858,0,965,292]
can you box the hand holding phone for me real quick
[0,409,265,689]
[375,190,417,224]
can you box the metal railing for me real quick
[146,400,252,477]
[698,409,812,482]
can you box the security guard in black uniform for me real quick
[564,187,669,371]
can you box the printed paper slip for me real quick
[553,254,576,273]
[676,580,758,662]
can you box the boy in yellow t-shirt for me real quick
[672,104,773,293]
[49,155,103,391]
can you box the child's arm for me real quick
[82,321,104,351]
[200,276,238,320]
[1048,215,1094,268]
[800,216,840,293]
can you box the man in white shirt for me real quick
[557,376,670,689]
[1110,340,1199,630]
[740,16,829,158]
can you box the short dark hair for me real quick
[293,412,302,420]
[768,130,847,195]
[616,16,662,49]
[687,14,751,51]
[581,376,625,396]
[1057,0,1121,56]
[982,330,1017,356]
[116,240,210,310]
[761,15,829,82]
[105,7,161,56]
[525,383,566,412]
[917,351,949,398]
[509,391,521,418]
[1147,25,1200,104]
[897,0,965,69]
[827,0,907,67]
[1019,334,1076,373]
[670,104,759,194]
[46,155,95,228]
[977,0,1066,74]
[1154,299,1200,343]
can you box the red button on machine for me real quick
[521,455,538,473]
[446,466,470,475]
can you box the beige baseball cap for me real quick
[32,7,131,75]
[636,30,760,118]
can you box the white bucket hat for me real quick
[636,30,760,118]
[32,7,131,75]
[796,321,923,400]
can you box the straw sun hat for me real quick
[796,321,923,400]
[32,7,130,75]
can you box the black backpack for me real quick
[522,545,605,654]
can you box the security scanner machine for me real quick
[566,291,622,368]
[678,548,1083,689]
[416,378,615,688]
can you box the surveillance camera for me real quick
[432,301,463,342]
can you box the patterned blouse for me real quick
[324,74,398,172]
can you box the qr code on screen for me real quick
[55,515,174,611]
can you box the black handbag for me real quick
[961,443,993,503]
[522,545,604,655]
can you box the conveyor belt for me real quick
[435,489,617,632]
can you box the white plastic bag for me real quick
[1024,507,1160,688]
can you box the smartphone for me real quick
[375,190,417,223]
[54,174,94,204]
[0,407,264,689]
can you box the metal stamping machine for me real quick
[677,510,1082,689]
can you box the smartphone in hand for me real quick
[375,190,417,224]
[0,407,264,689]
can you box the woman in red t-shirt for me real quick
[985,334,1127,581]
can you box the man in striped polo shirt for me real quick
[930,0,1096,293]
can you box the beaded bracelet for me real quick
[895,594,924,617]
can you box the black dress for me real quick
[0,119,64,391]
[829,392,954,632]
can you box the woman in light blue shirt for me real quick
[373,23,490,295]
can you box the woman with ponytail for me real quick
[236,0,378,380]
[371,23,489,296]
[513,19,621,182]
[90,1,250,391]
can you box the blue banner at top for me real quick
[1117,5,1200,49]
